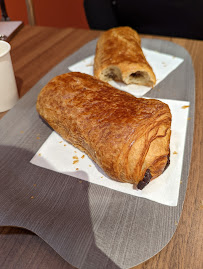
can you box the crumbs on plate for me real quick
[73,155,79,164]
[86,61,94,67]
[181,105,190,109]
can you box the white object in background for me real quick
[0,40,19,112]
[0,21,23,41]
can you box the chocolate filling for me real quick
[164,154,170,171]
[130,71,143,79]
[137,169,152,190]
[137,154,170,190]
[106,68,117,79]
[107,72,116,79]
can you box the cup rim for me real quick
[0,40,11,57]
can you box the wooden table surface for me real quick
[0,25,202,269]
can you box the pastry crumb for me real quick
[36,137,40,140]
[76,168,79,170]
[175,221,178,226]
[59,141,63,143]
[89,165,92,167]
[181,105,190,109]
[73,156,78,159]
[173,151,178,154]
[180,180,183,184]
[31,196,34,199]
[86,62,93,67]
[188,117,191,120]
[79,180,82,183]
[73,160,79,164]
[81,155,85,159]
[33,184,36,187]
[38,153,42,156]
[20,131,24,134]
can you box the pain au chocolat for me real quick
[36,72,171,189]
[94,26,156,87]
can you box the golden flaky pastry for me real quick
[37,72,171,189]
[94,26,156,87]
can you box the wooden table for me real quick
[0,25,202,269]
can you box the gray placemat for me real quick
[0,38,195,269]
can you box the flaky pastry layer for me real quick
[37,72,171,188]
[94,26,156,87]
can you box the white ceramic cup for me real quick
[0,40,19,112]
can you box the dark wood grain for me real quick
[0,26,202,269]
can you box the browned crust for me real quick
[94,26,156,86]
[37,72,171,185]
